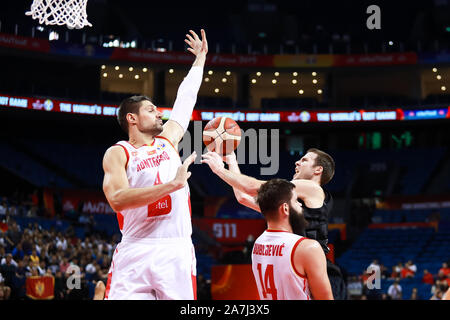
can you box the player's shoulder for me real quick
[103,144,128,163]
[291,179,322,191]
[295,238,323,254]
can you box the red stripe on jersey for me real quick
[188,193,192,218]
[303,278,310,300]
[116,212,124,231]
[266,229,289,233]
[191,273,197,300]
[105,271,113,299]
[290,237,308,279]
[123,140,155,149]
[113,144,129,169]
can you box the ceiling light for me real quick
[226,71,231,76]
[256,72,261,77]
[293,72,298,77]
[251,79,257,84]
[312,79,318,84]
[292,79,297,84]
[204,77,210,82]
[143,68,148,72]
[129,67,134,71]
[208,70,213,75]
[312,71,317,76]
[214,88,219,93]
[135,75,140,79]
[169,69,174,73]
[299,89,304,95]
[119,74,123,78]
[272,79,277,84]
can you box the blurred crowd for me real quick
[0,194,211,300]
[346,259,450,300]
[0,217,116,300]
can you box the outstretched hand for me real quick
[201,151,225,174]
[173,151,197,189]
[185,29,208,57]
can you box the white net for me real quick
[25,0,92,30]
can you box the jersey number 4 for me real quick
[148,171,172,217]
[256,263,278,300]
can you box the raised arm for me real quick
[102,146,196,212]
[294,239,334,300]
[224,153,261,212]
[160,29,208,148]
[201,151,264,197]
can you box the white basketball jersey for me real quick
[113,137,192,239]
[251,230,311,300]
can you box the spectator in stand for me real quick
[410,288,418,300]
[430,288,444,300]
[388,279,402,300]
[439,262,450,277]
[347,276,363,299]
[422,269,435,285]
[54,270,66,300]
[391,262,403,279]
[12,243,25,261]
[5,222,21,251]
[401,263,415,279]
[437,270,450,287]
[0,254,17,294]
[381,293,390,300]
[21,234,33,256]
[406,260,417,274]
[368,259,381,277]
[59,257,70,274]
[0,199,7,218]
[30,249,40,267]
[0,272,11,300]
[13,260,27,299]
[379,263,390,279]
[37,261,46,276]
[431,278,448,297]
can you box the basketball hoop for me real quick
[25,0,92,30]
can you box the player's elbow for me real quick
[107,193,126,213]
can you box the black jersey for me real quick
[297,189,333,254]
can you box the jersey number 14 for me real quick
[256,263,278,300]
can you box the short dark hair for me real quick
[307,148,335,185]
[256,179,296,221]
[117,95,152,134]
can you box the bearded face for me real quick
[288,203,308,236]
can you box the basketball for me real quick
[202,117,241,155]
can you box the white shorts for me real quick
[104,237,197,300]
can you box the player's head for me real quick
[256,178,307,235]
[293,148,335,185]
[117,95,163,136]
